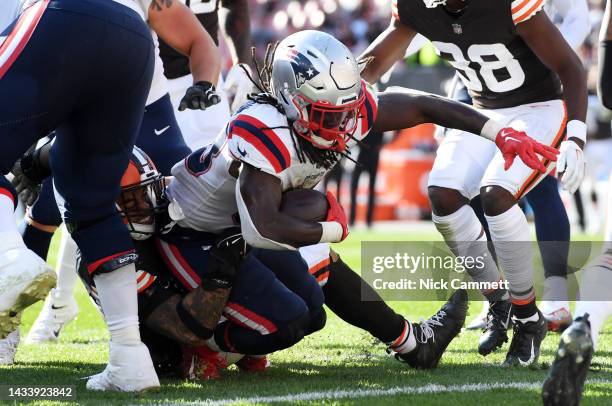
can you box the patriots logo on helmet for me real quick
[286,49,320,88]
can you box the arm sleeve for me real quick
[598,40,612,109]
[512,0,547,25]
[554,0,590,50]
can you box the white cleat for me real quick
[0,328,20,365]
[0,234,56,338]
[466,300,489,330]
[86,342,160,392]
[25,289,78,344]
[540,301,572,332]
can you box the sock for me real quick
[0,191,20,245]
[94,263,141,346]
[19,221,54,260]
[386,319,416,354]
[53,227,79,307]
[323,256,405,343]
[515,311,539,324]
[575,256,612,349]
[432,205,505,299]
[486,204,538,320]
[541,276,569,303]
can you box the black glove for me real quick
[10,145,51,206]
[201,228,246,291]
[178,81,221,111]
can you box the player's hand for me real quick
[179,81,221,111]
[223,64,254,113]
[325,191,349,241]
[202,228,246,291]
[11,158,41,206]
[495,128,558,172]
[556,139,585,194]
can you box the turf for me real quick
[1,228,612,405]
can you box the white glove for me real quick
[556,140,585,194]
[223,63,254,113]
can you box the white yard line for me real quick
[186,379,612,405]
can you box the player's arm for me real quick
[149,0,221,110]
[599,0,612,109]
[516,11,587,147]
[219,0,251,66]
[373,87,558,172]
[359,18,417,84]
[237,164,345,249]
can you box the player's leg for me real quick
[525,175,572,331]
[480,100,567,367]
[19,177,61,259]
[321,249,468,369]
[135,93,192,175]
[427,129,510,356]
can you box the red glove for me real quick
[495,128,558,172]
[325,191,349,241]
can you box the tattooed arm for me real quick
[148,0,221,86]
[219,0,252,66]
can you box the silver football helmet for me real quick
[270,30,365,152]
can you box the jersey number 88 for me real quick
[433,41,526,93]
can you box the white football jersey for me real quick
[166,83,378,233]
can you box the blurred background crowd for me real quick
[235,0,612,233]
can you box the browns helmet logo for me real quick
[286,49,320,88]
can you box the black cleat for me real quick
[478,299,511,356]
[502,310,547,367]
[542,315,593,406]
[396,289,468,369]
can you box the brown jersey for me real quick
[392,0,562,109]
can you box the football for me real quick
[280,188,329,222]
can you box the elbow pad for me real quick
[235,180,296,251]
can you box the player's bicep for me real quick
[371,88,428,133]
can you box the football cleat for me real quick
[0,235,56,338]
[478,299,511,356]
[0,328,20,365]
[502,311,547,367]
[237,355,270,372]
[396,289,468,369]
[86,342,160,392]
[25,289,78,344]
[466,300,489,330]
[542,305,572,333]
[181,345,226,380]
[542,315,594,406]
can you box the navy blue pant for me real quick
[156,232,325,355]
[22,93,191,260]
[0,0,154,271]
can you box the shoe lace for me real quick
[417,310,446,344]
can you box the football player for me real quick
[0,0,164,392]
[360,0,587,366]
[542,1,612,404]
[160,0,253,149]
[163,30,556,367]
[20,0,221,349]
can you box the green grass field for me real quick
[1,227,612,405]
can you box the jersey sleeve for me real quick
[227,113,292,177]
[355,81,379,141]
[511,0,547,25]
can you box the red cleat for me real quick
[236,355,270,372]
[181,345,227,380]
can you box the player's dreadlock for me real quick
[238,42,361,170]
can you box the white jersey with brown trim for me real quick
[166,84,378,233]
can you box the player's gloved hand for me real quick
[324,191,349,241]
[10,143,52,207]
[495,128,558,172]
[556,139,585,194]
[223,64,254,113]
[201,228,246,291]
[179,81,221,111]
